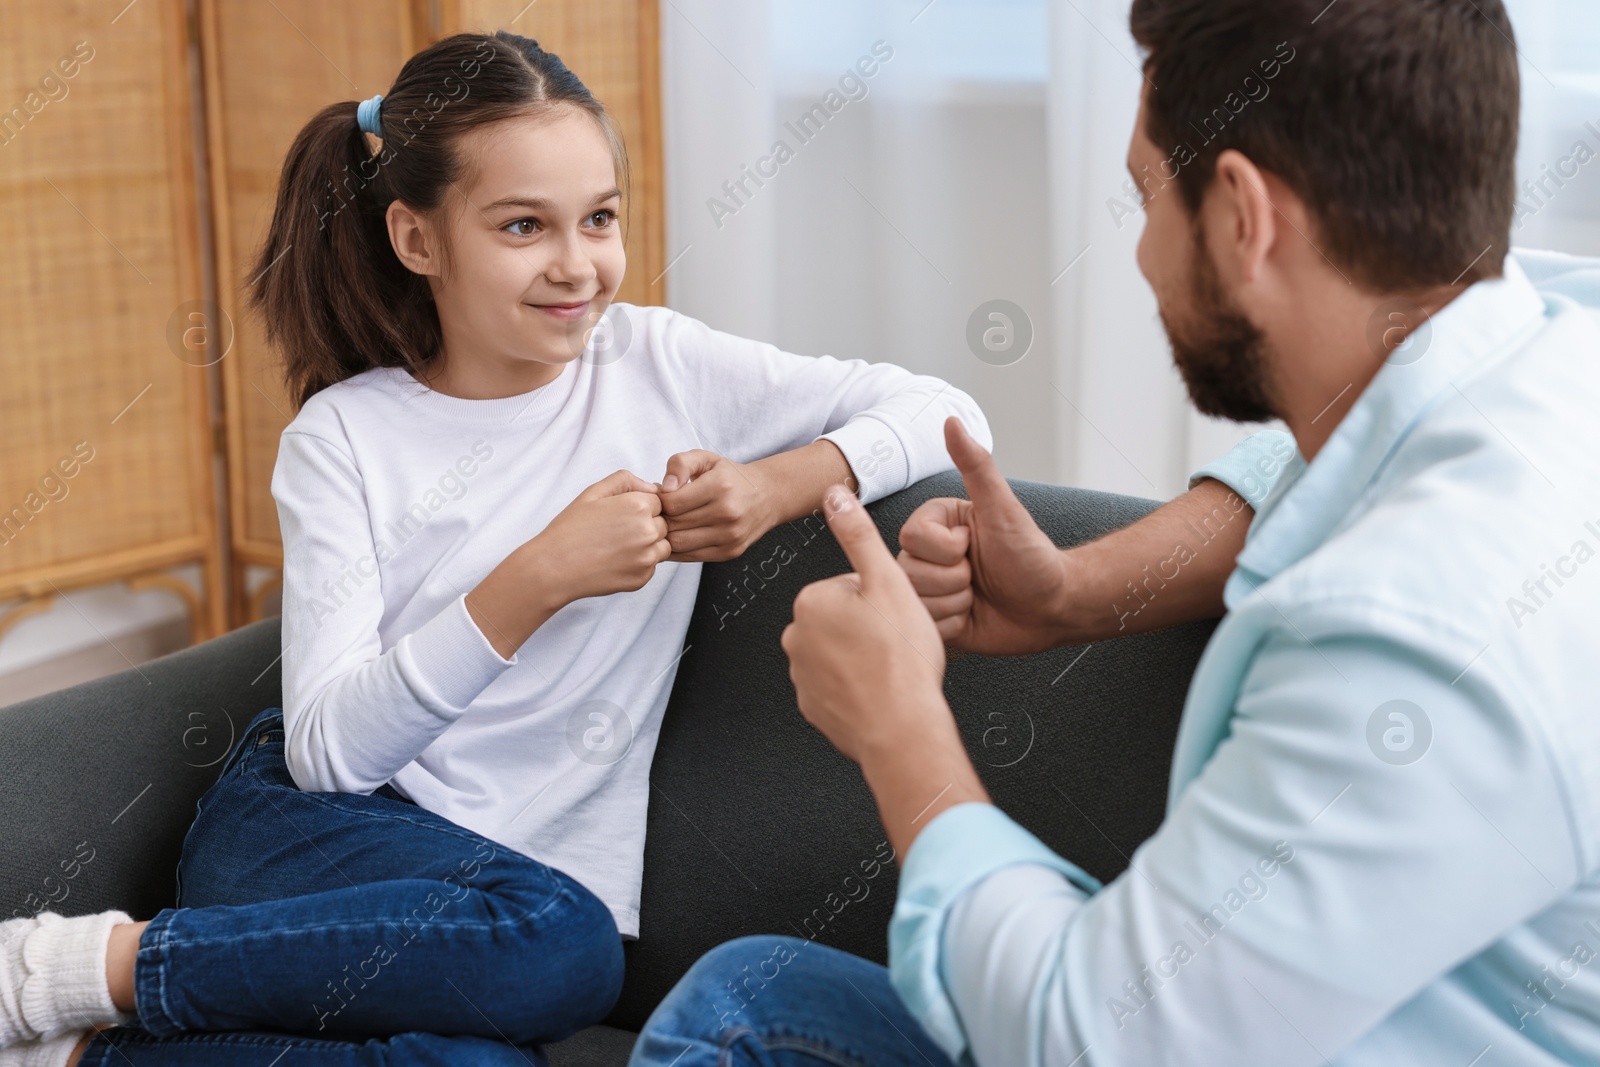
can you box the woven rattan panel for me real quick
[200,0,416,565]
[0,0,214,600]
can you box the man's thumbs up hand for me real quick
[896,417,1077,655]
[816,484,905,595]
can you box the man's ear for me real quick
[387,200,440,278]
[1206,149,1278,287]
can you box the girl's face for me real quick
[404,107,626,377]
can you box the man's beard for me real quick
[1159,220,1278,423]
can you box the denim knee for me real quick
[477,867,625,1044]
[689,935,805,986]
[681,934,806,1023]
[558,880,626,1023]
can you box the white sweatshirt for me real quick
[271,302,991,936]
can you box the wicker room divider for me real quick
[0,0,665,653]
[0,0,224,648]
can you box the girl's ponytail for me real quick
[250,100,430,411]
[248,32,628,411]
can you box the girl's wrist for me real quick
[753,439,856,528]
[513,536,573,616]
[730,454,781,537]
[749,458,790,533]
[465,539,570,659]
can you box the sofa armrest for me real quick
[0,618,283,920]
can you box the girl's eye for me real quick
[505,218,538,236]
[586,209,617,228]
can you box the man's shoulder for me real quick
[1276,328,1600,659]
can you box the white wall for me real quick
[660,0,1270,499]
[1503,0,1600,256]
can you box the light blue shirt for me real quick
[890,249,1600,1067]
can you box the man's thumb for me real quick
[945,416,1018,511]
[822,484,897,585]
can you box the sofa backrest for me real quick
[609,471,1216,1028]
[0,472,1216,1031]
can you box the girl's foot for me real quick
[0,912,137,1048]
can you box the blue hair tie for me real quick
[356,94,384,136]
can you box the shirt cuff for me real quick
[394,591,518,715]
[889,802,1101,1063]
[1187,429,1299,510]
[819,414,909,506]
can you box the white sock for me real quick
[0,1031,88,1067]
[0,912,137,1046]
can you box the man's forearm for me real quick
[859,693,992,860]
[1056,477,1252,644]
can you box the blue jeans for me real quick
[81,707,625,1065]
[627,936,958,1067]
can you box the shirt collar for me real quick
[1225,254,1548,605]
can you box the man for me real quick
[630,0,1600,1063]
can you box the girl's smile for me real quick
[530,299,592,320]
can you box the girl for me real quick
[0,30,990,1066]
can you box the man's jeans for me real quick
[80,706,623,1066]
[628,936,958,1067]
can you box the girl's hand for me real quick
[658,450,779,562]
[532,469,673,603]
[467,470,668,659]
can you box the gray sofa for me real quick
[0,472,1216,1065]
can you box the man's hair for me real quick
[1129,0,1520,292]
